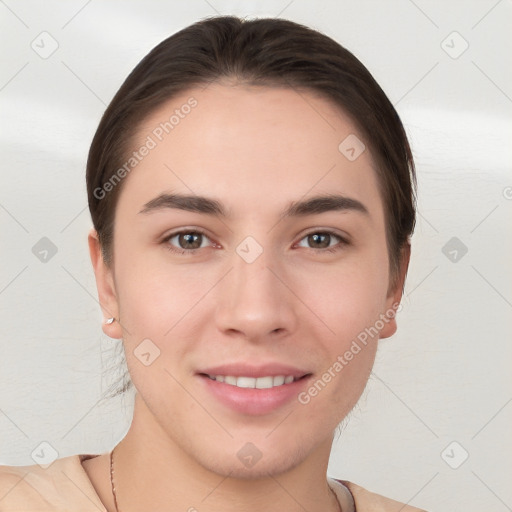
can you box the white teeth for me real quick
[207,374,299,389]
[237,376,256,388]
[273,375,285,386]
[255,376,274,389]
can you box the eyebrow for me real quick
[138,192,369,218]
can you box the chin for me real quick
[186,432,316,481]
[202,448,307,480]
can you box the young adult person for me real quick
[0,15,426,511]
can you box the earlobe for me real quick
[88,227,123,339]
[380,242,411,339]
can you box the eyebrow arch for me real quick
[138,192,369,218]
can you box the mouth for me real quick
[199,373,310,389]
[196,364,313,415]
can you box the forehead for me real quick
[118,82,383,221]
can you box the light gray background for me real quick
[1,1,511,511]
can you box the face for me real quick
[90,82,408,478]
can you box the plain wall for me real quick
[1,1,511,511]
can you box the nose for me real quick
[214,243,298,342]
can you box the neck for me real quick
[112,393,340,512]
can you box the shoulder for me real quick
[330,478,429,512]
[0,454,107,511]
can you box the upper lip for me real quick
[198,363,311,379]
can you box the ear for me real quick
[379,242,411,339]
[88,227,123,339]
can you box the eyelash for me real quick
[161,229,348,256]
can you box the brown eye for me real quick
[176,232,203,249]
[296,231,348,253]
[307,233,332,249]
[163,229,213,254]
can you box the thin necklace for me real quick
[110,447,120,512]
[110,446,342,512]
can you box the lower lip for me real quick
[198,374,311,415]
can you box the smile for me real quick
[205,374,298,388]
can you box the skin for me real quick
[85,82,410,512]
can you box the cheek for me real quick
[113,263,208,402]
[293,252,387,387]
[294,269,383,418]
[113,230,209,322]
[296,250,389,335]
[112,250,220,381]
[116,275,202,349]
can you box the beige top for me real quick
[0,454,428,511]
